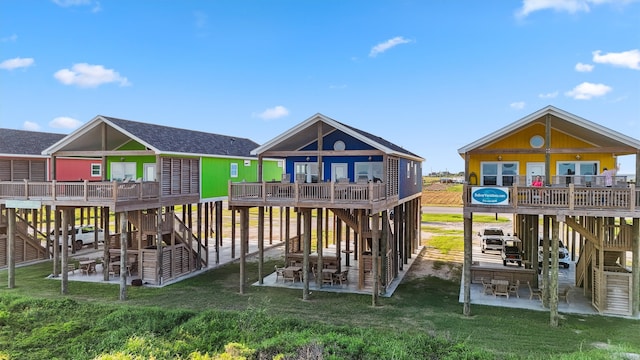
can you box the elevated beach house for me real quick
[0,116,282,294]
[458,105,640,319]
[228,113,424,302]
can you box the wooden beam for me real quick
[550,218,559,327]
[7,207,15,289]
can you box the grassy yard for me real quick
[1,211,639,359]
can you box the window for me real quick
[355,162,383,182]
[91,163,102,177]
[110,162,136,181]
[230,163,238,178]
[481,162,518,186]
[294,162,319,183]
[557,162,598,185]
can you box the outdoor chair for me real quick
[283,268,299,283]
[508,280,520,298]
[527,281,542,301]
[274,265,285,282]
[559,286,571,304]
[481,278,493,295]
[322,270,334,286]
[333,270,349,285]
[67,263,76,274]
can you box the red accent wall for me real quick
[54,158,102,181]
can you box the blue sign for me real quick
[471,187,509,205]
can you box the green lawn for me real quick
[1,211,639,359]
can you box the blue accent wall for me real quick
[399,158,422,198]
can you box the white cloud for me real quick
[510,101,526,110]
[49,116,82,129]
[369,36,412,57]
[575,62,594,72]
[52,0,91,7]
[54,63,130,88]
[194,11,208,29]
[254,106,289,120]
[538,91,559,98]
[0,57,34,70]
[592,49,640,70]
[23,121,41,131]
[515,0,636,18]
[1,34,17,42]
[565,82,612,99]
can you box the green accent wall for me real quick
[201,158,283,198]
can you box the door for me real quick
[331,163,348,182]
[143,163,156,181]
[526,162,545,186]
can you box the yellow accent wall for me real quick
[467,123,618,178]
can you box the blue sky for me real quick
[1,0,639,174]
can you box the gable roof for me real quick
[457,105,640,155]
[0,128,65,157]
[251,113,424,161]
[43,116,260,158]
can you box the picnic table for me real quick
[491,279,510,298]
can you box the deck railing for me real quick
[229,181,387,204]
[464,183,637,211]
[0,180,160,202]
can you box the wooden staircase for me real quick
[126,210,207,269]
[0,213,48,267]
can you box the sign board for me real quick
[5,200,42,209]
[471,187,509,205]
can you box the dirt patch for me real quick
[421,185,463,206]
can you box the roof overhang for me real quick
[457,106,640,157]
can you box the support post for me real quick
[7,208,15,289]
[258,206,264,285]
[120,211,128,300]
[550,217,560,327]
[303,208,311,300]
[632,218,639,317]
[463,211,472,316]
[61,209,69,295]
[239,208,248,295]
[372,212,380,306]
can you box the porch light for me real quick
[576,154,581,160]
[497,155,502,161]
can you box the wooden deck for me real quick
[228,181,399,210]
[463,184,638,217]
[0,180,166,210]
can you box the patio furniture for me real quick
[321,269,335,285]
[508,280,520,298]
[79,260,96,275]
[492,279,509,298]
[283,267,301,283]
[333,270,349,285]
[67,263,76,274]
[559,286,571,304]
[527,281,542,301]
[274,265,285,282]
[481,278,493,295]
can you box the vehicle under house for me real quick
[0,116,281,297]
[228,113,424,302]
[458,105,640,320]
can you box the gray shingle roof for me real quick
[102,116,260,157]
[0,128,65,156]
[339,121,421,159]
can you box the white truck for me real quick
[479,227,505,253]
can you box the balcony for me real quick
[0,180,161,209]
[463,183,638,217]
[229,181,395,210]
